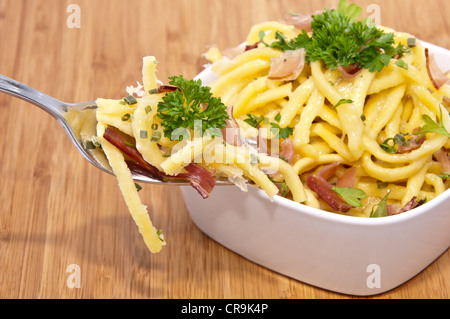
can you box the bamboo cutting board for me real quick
[0,0,449,299]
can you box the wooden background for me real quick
[0,0,449,299]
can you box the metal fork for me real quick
[0,73,196,184]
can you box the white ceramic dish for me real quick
[182,41,450,296]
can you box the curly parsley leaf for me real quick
[157,75,230,141]
[244,113,268,128]
[270,123,293,139]
[260,0,409,73]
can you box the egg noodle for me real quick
[91,19,450,253]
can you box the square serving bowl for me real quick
[181,41,450,296]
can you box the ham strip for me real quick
[268,49,305,82]
[306,162,354,212]
[397,135,426,154]
[103,125,216,199]
[338,64,362,79]
[306,174,353,212]
[280,138,295,165]
[284,11,323,32]
[434,148,450,173]
[336,167,357,188]
[221,106,242,146]
[425,48,450,89]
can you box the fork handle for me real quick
[0,73,67,119]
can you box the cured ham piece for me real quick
[103,125,216,199]
[306,174,353,212]
[306,162,354,212]
[221,106,242,146]
[284,11,324,32]
[434,148,450,173]
[425,48,450,89]
[268,49,305,82]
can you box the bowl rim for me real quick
[266,186,450,227]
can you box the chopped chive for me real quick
[85,141,96,150]
[151,123,158,130]
[135,183,142,192]
[407,37,416,48]
[396,59,408,69]
[123,95,137,105]
[148,88,158,95]
[151,131,162,143]
[121,113,131,121]
[140,130,148,139]
[332,99,353,109]
[360,114,366,122]
[145,105,152,114]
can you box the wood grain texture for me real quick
[0,0,449,299]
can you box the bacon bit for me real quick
[157,85,179,93]
[434,148,450,173]
[306,175,353,212]
[397,197,426,214]
[387,204,400,216]
[284,11,323,32]
[336,167,357,188]
[268,49,305,82]
[397,135,426,154]
[244,42,260,51]
[280,138,295,165]
[103,125,216,199]
[425,48,450,89]
[177,163,216,199]
[306,162,354,212]
[338,64,362,80]
[221,106,242,146]
[126,160,164,181]
[387,197,426,216]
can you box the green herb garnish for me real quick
[439,172,450,179]
[270,122,293,139]
[140,130,148,139]
[379,133,410,154]
[333,99,354,109]
[260,0,409,73]
[416,108,450,138]
[123,95,137,105]
[244,113,268,128]
[395,59,408,69]
[370,191,390,218]
[121,113,131,121]
[157,75,230,140]
[331,186,367,207]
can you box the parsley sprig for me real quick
[244,112,293,139]
[260,0,409,73]
[157,75,230,141]
[416,108,450,138]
